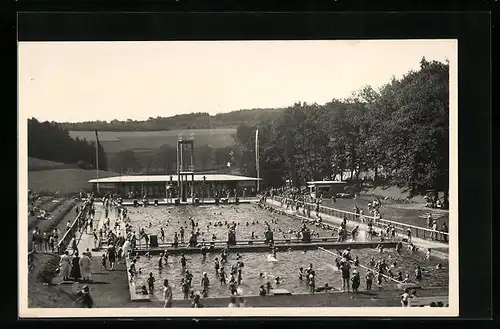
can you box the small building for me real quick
[307,180,347,198]
[88,174,262,199]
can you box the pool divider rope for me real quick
[317,246,413,286]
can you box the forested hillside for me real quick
[58,108,284,131]
[28,119,108,170]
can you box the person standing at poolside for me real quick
[79,251,92,281]
[441,222,448,242]
[107,243,116,271]
[180,227,185,243]
[70,252,81,281]
[163,279,173,307]
[340,259,351,292]
[59,251,71,281]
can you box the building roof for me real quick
[89,174,262,184]
[307,180,347,185]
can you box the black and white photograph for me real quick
[18,39,458,317]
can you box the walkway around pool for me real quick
[133,240,398,255]
[265,198,449,260]
[121,197,259,207]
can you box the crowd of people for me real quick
[57,198,95,282]
[266,187,449,244]
[58,186,446,308]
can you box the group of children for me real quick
[31,227,60,253]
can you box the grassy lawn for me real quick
[321,197,449,229]
[28,169,119,195]
[29,157,76,171]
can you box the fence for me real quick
[56,199,92,254]
[270,196,449,244]
[133,236,342,250]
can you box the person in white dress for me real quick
[79,253,92,281]
[59,251,71,281]
[122,240,131,260]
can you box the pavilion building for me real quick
[88,174,262,199]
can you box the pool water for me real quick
[126,203,339,244]
[133,246,448,300]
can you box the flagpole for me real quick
[95,130,100,193]
[255,128,260,192]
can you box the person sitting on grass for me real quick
[140,285,149,295]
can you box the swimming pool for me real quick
[126,203,340,245]
[124,203,447,300]
[132,245,448,300]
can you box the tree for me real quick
[27,118,108,171]
[115,149,142,174]
[376,58,449,198]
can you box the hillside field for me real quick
[28,168,119,195]
[69,128,237,154]
[28,157,76,171]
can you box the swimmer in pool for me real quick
[298,267,304,280]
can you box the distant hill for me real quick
[57,108,285,131]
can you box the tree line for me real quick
[57,109,284,131]
[109,144,241,175]
[28,118,108,171]
[233,58,449,201]
[30,57,448,204]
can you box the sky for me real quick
[18,40,457,123]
